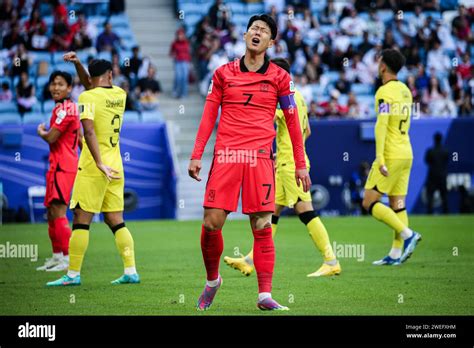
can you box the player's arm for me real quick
[188,70,223,181]
[63,51,93,90]
[375,92,390,177]
[37,123,61,144]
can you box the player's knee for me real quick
[202,217,223,232]
[362,197,373,211]
[298,210,317,225]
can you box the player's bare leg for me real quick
[37,202,70,271]
[46,207,93,286]
[104,211,140,284]
[249,212,288,311]
[224,205,284,276]
[197,208,227,310]
[294,201,341,277]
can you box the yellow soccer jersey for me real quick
[374,80,413,165]
[275,89,310,169]
[78,85,126,176]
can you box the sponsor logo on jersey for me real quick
[208,80,213,95]
[55,109,67,124]
[289,81,295,92]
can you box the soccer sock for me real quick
[53,217,72,256]
[245,215,279,263]
[111,223,136,271]
[299,211,336,263]
[369,202,406,233]
[389,208,408,258]
[252,226,274,294]
[68,224,90,276]
[48,219,61,255]
[201,225,223,282]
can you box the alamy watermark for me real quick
[216,148,258,167]
[0,242,38,262]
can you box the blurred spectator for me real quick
[335,71,351,94]
[120,80,139,111]
[456,53,472,81]
[2,21,26,49]
[196,33,215,81]
[308,100,318,118]
[305,54,323,84]
[0,82,12,101]
[112,64,127,86]
[358,31,374,57]
[96,22,121,52]
[451,5,473,42]
[24,9,47,50]
[320,0,338,25]
[295,74,312,105]
[407,75,420,101]
[16,71,36,116]
[349,161,370,215]
[423,76,457,117]
[123,46,142,82]
[366,9,385,42]
[317,89,349,117]
[340,9,367,37]
[415,63,430,91]
[427,40,451,75]
[49,6,73,51]
[11,43,31,77]
[51,0,68,25]
[136,65,161,110]
[170,28,191,98]
[424,132,449,214]
[110,0,126,15]
[71,76,85,102]
[208,0,231,30]
[345,53,374,84]
[224,31,246,61]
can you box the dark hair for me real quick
[88,59,113,77]
[271,58,290,73]
[49,70,73,86]
[247,14,277,40]
[381,49,406,74]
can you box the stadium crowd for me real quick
[0,0,163,120]
[187,0,474,118]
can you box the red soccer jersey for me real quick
[192,56,306,169]
[48,99,81,172]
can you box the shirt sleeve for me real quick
[51,105,73,133]
[205,68,224,104]
[78,92,94,121]
[374,88,390,166]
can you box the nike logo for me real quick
[261,201,272,206]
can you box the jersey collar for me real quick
[240,55,270,74]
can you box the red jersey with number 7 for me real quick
[48,98,81,172]
[191,56,306,170]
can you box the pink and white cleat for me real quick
[196,275,222,311]
[257,297,289,311]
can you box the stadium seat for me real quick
[36,75,50,91]
[378,10,394,23]
[23,112,45,124]
[109,14,130,28]
[0,101,17,113]
[141,110,163,123]
[32,52,52,65]
[123,111,141,123]
[351,83,373,95]
[246,2,264,13]
[53,62,78,76]
[43,100,57,115]
[0,112,21,125]
[325,71,340,84]
[228,3,245,14]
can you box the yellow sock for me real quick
[246,223,277,261]
[114,227,136,268]
[371,202,406,233]
[307,217,335,261]
[392,209,408,249]
[68,228,89,272]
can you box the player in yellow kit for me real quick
[224,58,341,278]
[362,49,421,266]
[47,52,139,286]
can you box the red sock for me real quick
[252,226,274,293]
[200,225,223,281]
[48,220,61,254]
[53,217,71,256]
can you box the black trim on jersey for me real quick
[239,55,270,74]
[383,79,398,85]
[53,164,66,205]
[110,222,126,234]
[97,86,113,89]
[72,224,90,230]
[368,201,380,215]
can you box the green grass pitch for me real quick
[0,215,473,315]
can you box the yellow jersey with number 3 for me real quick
[275,89,310,169]
[78,85,126,176]
[374,80,413,165]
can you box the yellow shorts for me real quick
[364,158,412,196]
[70,173,124,213]
[275,166,312,207]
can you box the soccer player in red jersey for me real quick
[36,71,81,272]
[188,14,311,311]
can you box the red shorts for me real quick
[44,169,77,207]
[204,156,275,214]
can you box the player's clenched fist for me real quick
[188,159,202,182]
[295,168,311,192]
[63,51,79,64]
